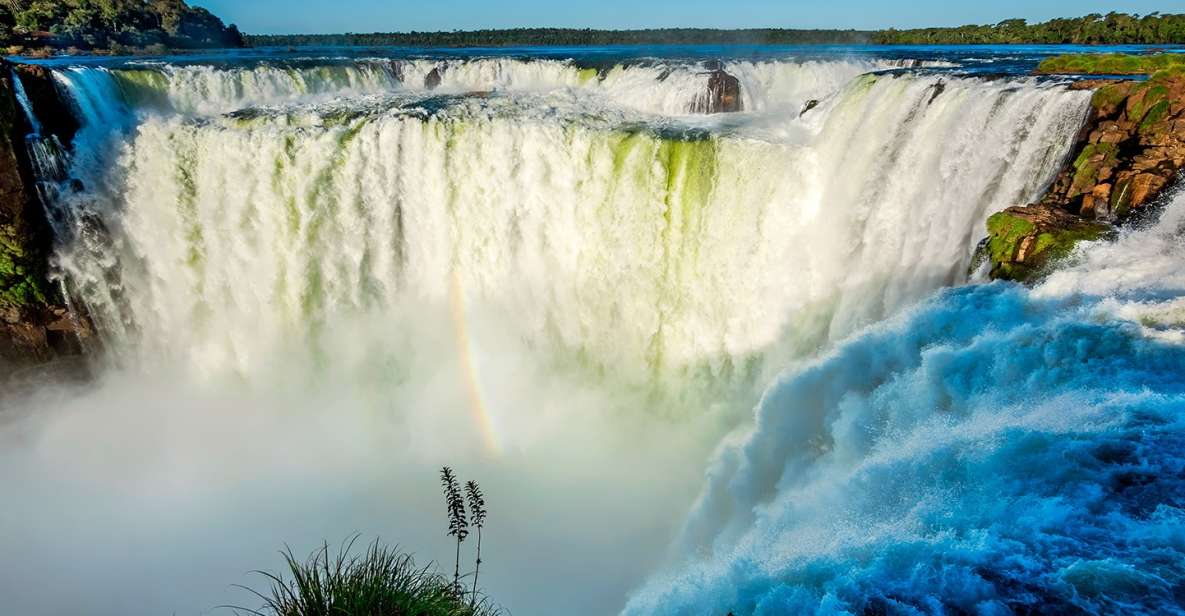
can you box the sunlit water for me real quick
[1,45,1181,615]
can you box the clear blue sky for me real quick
[194,1,1174,35]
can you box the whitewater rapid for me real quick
[625,189,1185,615]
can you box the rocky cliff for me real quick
[0,62,90,365]
[982,68,1185,282]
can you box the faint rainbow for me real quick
[450,270,503,456]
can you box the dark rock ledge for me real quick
[0,60,92,367]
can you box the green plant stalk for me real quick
[471,526,483,608]
[454,534,463,596]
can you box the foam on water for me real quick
[1,53,1136,616]
[625,190,1185,615]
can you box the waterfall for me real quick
[47,63,1090,392]
[5,55,1138,616]
[11,70,43,136]
[624,189,1185,615]
[49,57,953,120]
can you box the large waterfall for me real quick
[48,59,1088,393]
[5,53,1155,616]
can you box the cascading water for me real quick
[50,60,1089,395]
[3,52,1152,616]
[624,186,1185,615]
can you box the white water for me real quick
[626,190,1185,615]
[53,68,1089,390]
[11,69,43,136]
[52,57,951,119]
[1,57,1107,616]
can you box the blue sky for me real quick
[196,1,1173,35]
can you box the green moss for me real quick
[1070,142,1118,196]
[1037,53,1185,76]
[1030,225,1106,263]
[1128,83,1169,123]
[0,223,49,311]
[1138,99,1171,133]
[1091,84,1130,113]
[985,211,1036,267]
[984,211,1108,282]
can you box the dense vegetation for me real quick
[0,0,244,54]
[4,7,1185,55]
[249,13,1185,49]
[1037,53,1185,76]
[247,27,873,48]
[874,12,1185,45]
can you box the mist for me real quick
[0,304,731,615]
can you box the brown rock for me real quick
[691,62,743,114]
[1130,173,1167,208]
[424,67,443,90]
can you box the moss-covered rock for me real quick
[982,205,1109,283]
[0,61,93,364]
[1035,70,1185,222]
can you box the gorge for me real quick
[0,48,1184,615]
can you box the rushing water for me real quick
[1,46,1181,615]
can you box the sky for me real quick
[195,1,1174,35]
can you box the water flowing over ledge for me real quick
[46,62,1089,391]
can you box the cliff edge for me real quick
[982,61,1185,282]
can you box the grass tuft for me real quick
[229,536,502,616]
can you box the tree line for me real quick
[249,13,1185,49]
[247,28,873,48]
[0,0,244,53]
[873,12,1185,45]
[4,8,1185,54]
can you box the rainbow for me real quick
[450,270,503,456]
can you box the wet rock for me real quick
[1032,74,1185,222]
[13,64,79,145]
[425,66,444,90]
[690,61,742,114]
[927,80,946,105]
[978,204,1109,283]
[800,99,820,117]
[0,61,91,365]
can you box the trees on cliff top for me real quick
[875,12,1185,45]
[0,0,244,51]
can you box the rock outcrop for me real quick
[691,62,742,114]
[982,71,1185,282]
[13,65,80,145]
[1039,75,1185,221]
[425,67,444,90]
[0,62,91,365]
[980,204,1110,281]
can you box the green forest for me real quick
[874,12,1185,45]
[252,13,1185,48]
[0,0,244,53]
[246,28,872,48]
[2,6,1185,54]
